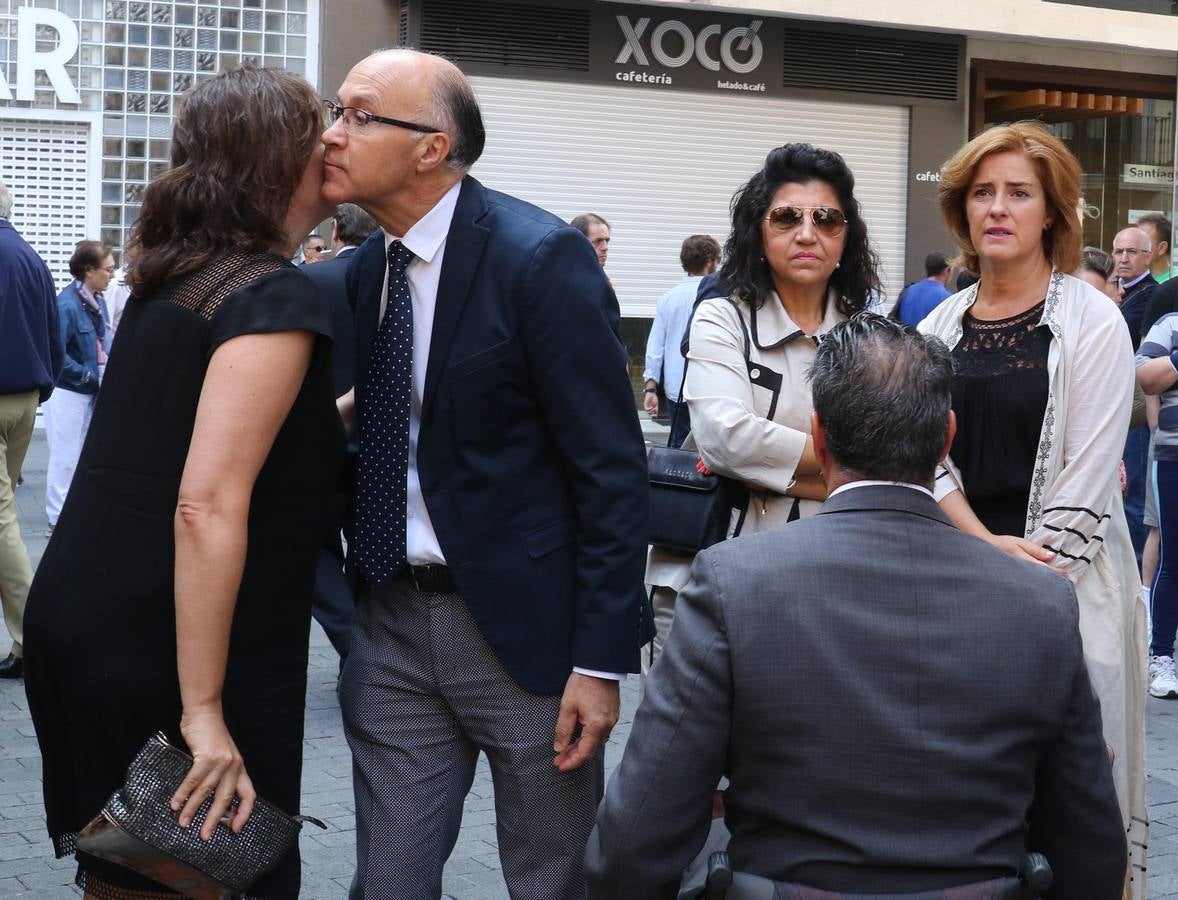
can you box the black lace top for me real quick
[949,300,1051,537]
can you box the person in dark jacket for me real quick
[302,202,378,664]
[43,240,114,532]
[0,179,62,679]
[587,315,1127,900]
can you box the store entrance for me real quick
[971,61,1175,254]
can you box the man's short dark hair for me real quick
[1138,212,1173,251]
[570,213,610,236]
[429,61,485,171]
[680,235,721,275]
[809,313,954,484]
[334,203,378,247]
[925,251,950,277]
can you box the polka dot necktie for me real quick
[354,240,416,584]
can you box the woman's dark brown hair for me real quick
[127,66,322,296]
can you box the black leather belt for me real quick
[402,564,457,594]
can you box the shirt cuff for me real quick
[573,667,626,681]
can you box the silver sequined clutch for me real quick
[76,732,325,900]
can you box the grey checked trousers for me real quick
[340,577,605,900]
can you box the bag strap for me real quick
[669,299,753,448]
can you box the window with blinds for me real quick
[0,112,99,289]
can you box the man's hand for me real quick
[336,388,357,439]
[643,391,659,417]
[553,672,619,772]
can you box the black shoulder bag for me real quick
[647,302,757,552]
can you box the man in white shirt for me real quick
[643,234,720,448]
[323,49,649,899]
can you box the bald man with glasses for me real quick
[1115,225,1160,567]
[1113,226,1157,349]
[322,50,649,899]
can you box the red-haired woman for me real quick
[920,121,1146,896]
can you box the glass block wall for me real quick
[0,0,318,258]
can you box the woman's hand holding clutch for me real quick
[173,706,257,841]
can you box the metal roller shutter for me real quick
[0,111,101,290]
[469,75,909,317]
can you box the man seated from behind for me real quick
[586,314,1126,900]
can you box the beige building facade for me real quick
[319,1,1176,388]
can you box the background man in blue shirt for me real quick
[643,234,721,448]
[894,251,953,326]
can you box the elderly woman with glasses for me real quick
[918,121,1147,897]
[42,240,115,534]
[645,143,882,673]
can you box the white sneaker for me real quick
[1150,656,1178,699]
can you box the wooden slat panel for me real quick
[469,76,910,315]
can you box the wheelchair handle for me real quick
[1022,852,1053,893]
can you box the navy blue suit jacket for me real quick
[303,244,361,399]
[347,177,649,694]
[0,220,62,401]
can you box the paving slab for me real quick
[5,427,1178,897]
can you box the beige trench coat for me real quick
[647,289,847,591]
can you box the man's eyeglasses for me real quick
[765,205,847,237]
[98,265,117,274]
[324,99,442,136]
[1113,248,1146,257]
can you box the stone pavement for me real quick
[4,425,1178,897]
[0,427,640,899]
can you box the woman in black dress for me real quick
[24,67,343,898]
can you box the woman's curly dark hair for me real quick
[719,144,882,316]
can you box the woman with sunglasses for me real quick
[918,122,1146,896]
[42,240,115,536]
[645,143,881,671]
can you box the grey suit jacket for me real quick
[586,485,1126,899]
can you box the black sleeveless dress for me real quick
[948,301,1051,538]
[23,252,345,898]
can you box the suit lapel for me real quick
[352,230,387,393]
[422,177,489,418]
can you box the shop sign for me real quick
[592,3,781,96]
[1043,0,1175,13]
[0,8,80,104]
[1123,163,1175,185]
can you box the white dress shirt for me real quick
[379,181,621,681]
[1121,269,1151,292]
[379,180,463,567]
[828,480,935,500]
